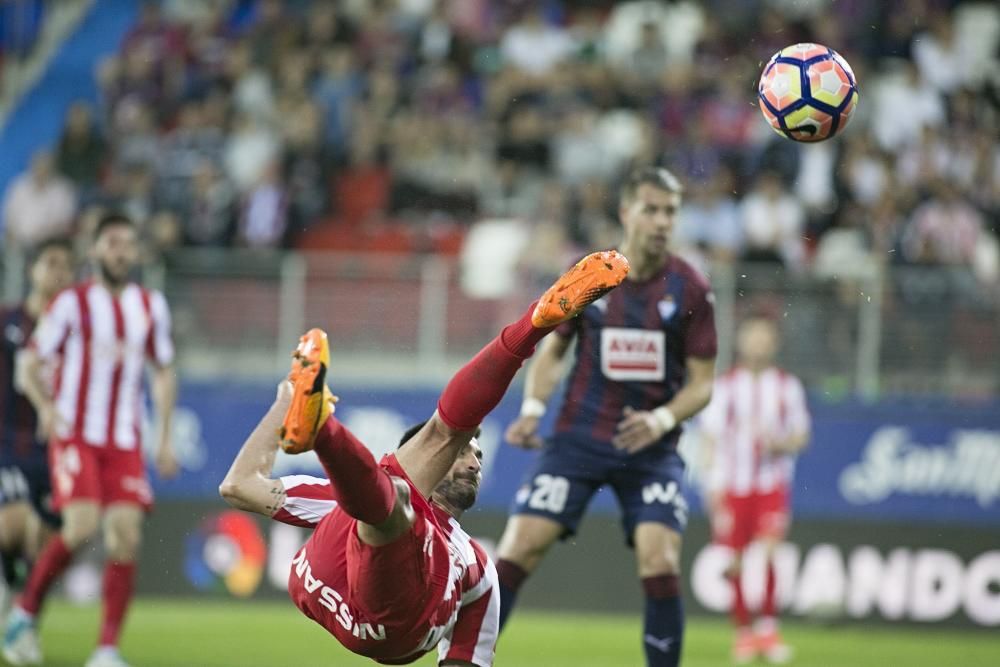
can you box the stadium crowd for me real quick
[2,0,999,284]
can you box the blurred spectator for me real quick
[238,160,289,248]
[676,168,743,263]
[553,105,612,186]
[2,150,77,249]
[283,101,331,234]
[740,171,806,268]
[870,62,945,152]
[157,97,226,210]
[56,101,107,196]
[122,1,186,62]
[178,159,235,247]
[604,1,704,66]
[902,180,986,266]
[569,179,618,251]
[478,160,543,221]
[313,47,363,152]
[224,113,281,193]
[500,8,575,77]
[911,11,974,95]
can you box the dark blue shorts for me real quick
[0,461,60,528]
[510,435,689,546]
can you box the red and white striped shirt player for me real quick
[697,314,811,664]
[701,366,810,498]
[33,282,173,452]
[275,473,499,665]
[5,213,179,667]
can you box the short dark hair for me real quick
[31,237,73,265]
[620,166,684,205]
[398,421,483,449]
[94,212,135,241]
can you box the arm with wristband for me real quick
[612,355,716,453]
[504,333,573,449]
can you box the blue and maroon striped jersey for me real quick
[553,254,717,450]
[0,304,44,466]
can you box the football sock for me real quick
[642,575,684,667]
[437,302,553,431]
[762,562,778,619]
[496,559,529,632]
[99,561,135,646]
[314,418,397,525]
[18,535,73,615]
[730,569,750,627]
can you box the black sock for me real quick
[496,559,529,632]
[642,575,684,667]
[0,549,23,588]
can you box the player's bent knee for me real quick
[497,516,562,570]
[357,477,415,547]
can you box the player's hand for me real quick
[505,416,544,449]
[612,406,664,453]
[155,445,180,479]
[36,401,66,441]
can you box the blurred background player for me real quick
[0,239,74,615]
[221,250,629,666]
[3,213,178,667]
[496,167,717,667]
[700,313,811,664]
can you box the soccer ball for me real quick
[757,43,859,142]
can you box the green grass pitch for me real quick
[35,598,997,667]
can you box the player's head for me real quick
[92,212,140,288]
[29,238,74,300]
[618,167,683,258]
[399,422,484,515]
[736,312,780,370]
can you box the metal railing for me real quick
[152,249,999,397]
[1,244,995,394]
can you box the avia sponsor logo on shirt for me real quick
[838,427,1000,508]
[600,328,665,382]
[290,549,387,642]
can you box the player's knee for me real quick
[637,546,681,578]
[105,521,142,561]
[62,512,100,550]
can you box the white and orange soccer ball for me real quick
[757,43,859,142]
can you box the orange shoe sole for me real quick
[280,328,332,454]
[532,250,630,328]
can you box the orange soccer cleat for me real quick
[280,328,337,454]
[531,250,630,328]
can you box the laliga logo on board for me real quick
[839,427,1000,507]
[185,511,267,597]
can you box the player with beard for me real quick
[220,250,630,665]
[3,213,178,667]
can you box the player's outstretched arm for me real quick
[219,382,291,517]
[505,333,573,449]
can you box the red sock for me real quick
[437,302,553,430]
[762,562,777,618]
[99,561,135,646]
[18,535,74,615]
[730,571,750,628]
[315,418,397,525]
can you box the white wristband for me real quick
[651,406,677,435]
[520,397,547,418]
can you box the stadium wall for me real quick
[125,382,999,628]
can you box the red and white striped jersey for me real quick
[276,474,499,666]
[701,366,810,496]
[31,281,173,450]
